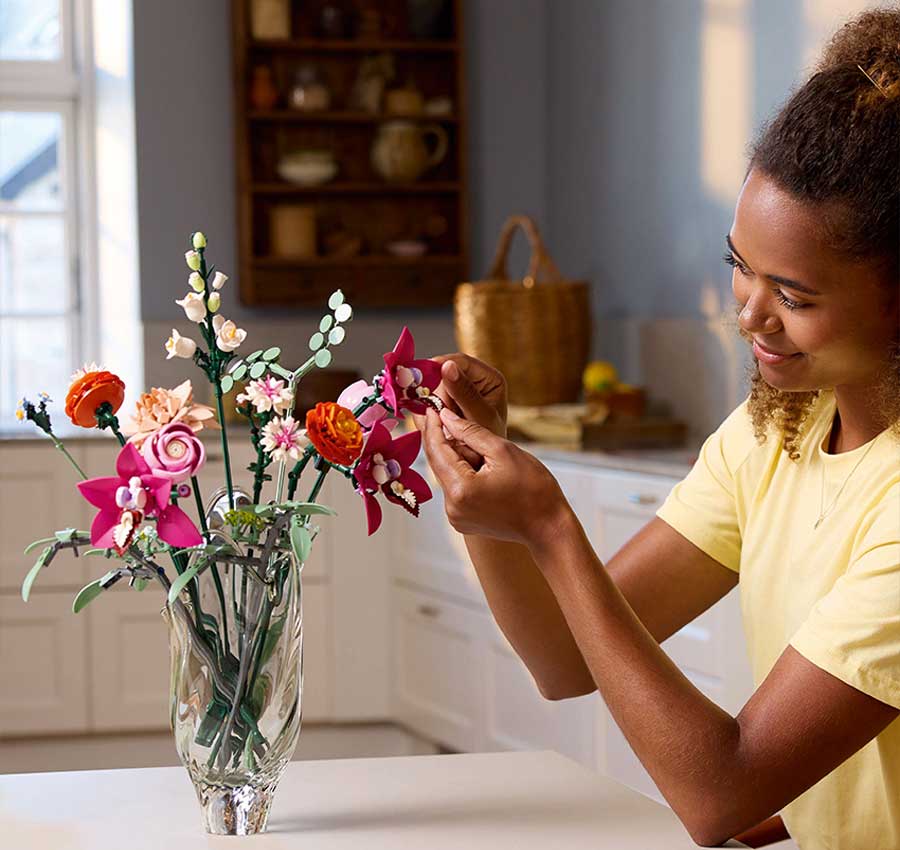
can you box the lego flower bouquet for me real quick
[17,232,442,835]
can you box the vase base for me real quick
[194,780,276,835]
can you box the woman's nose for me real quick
[737,292,782,335]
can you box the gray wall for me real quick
[546,0,889,325]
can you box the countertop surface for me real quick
[0,749,763,849]
[0,431,699,479]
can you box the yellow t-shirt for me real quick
[656,390,900,850]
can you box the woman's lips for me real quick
[753,340,802,365]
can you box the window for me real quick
[0,0,89,430]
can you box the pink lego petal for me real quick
[90,509,120,548]
[398,467,433,506]
[144,475,172,514]
[115,443,151,480]
[361,490,383,536]
[361,421,393,458]
[77,477,122,510]
[336,380,372,411]
[391,327,415,361]
[391,430,422,469]
[413,358,442,390]
[155,504,202,548]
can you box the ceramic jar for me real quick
[251,0,290,39]
[250,66,278,110]
[270,205,317,258]
[371,121,448,182]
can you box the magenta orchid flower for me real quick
[337,379,399,431]
[379,327,442,416]
[77,443,202,553]
[352,422,432,535]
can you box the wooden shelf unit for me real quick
[232,1,468,307]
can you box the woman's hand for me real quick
[432,354,508,437]
[413,353,507,469]
[423,406,572,549]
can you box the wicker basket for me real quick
[454,215,591,407]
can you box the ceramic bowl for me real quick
[277,152,338,186]
[386,240,427,258]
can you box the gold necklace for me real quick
[814,440,877,530]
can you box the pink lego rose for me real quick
[141,422,206,483]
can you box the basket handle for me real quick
[487,215,564,287]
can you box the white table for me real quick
[0,750,784,848]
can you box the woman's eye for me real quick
[773,289,806,311]
[723,252,750,276]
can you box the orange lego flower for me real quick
[305,402,364,466]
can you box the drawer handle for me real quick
[417,604,441,618]
[627,493,658,506]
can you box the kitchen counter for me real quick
[522,442,698,479]
[1,431,699,479]
[0,749,764,849]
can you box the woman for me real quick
[421,10,900,849]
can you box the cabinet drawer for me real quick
[589,469,678,514]
[391,584,487,752]
[569,469,677,564]
[393,462,482,604]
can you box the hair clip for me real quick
[857,64,889,98]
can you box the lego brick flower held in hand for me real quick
[352,422,432,535]
[378,326,443,415]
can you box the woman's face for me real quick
[728,169,897,393]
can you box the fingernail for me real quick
[442,426,452,440]
[440,407,460,421]
[443,360,459,381]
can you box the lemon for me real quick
[583,360,619,393]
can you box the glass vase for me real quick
[165,490,305,835]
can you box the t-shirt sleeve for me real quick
[790,482,900,709]
[655,399,757,573]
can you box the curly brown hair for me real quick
[743,8,900,460]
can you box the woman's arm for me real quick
[426,409,899,845]
[427,357,738,700]
[461,520,739,700]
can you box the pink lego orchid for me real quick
[379,327,442,416]
[77,443,202,553]
[337,379,399,431]
[352,422,432,536]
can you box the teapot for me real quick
[371,121,448,182]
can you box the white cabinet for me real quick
[0,591,90,735]
[392,461,482,605]
[0,443,94,592]
[391,584,487,753]
[88,587,171,731]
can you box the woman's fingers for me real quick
[422,409,476,490]
[439,360,495,428]
[439,408,505,457]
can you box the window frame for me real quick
[0,0,98,428]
